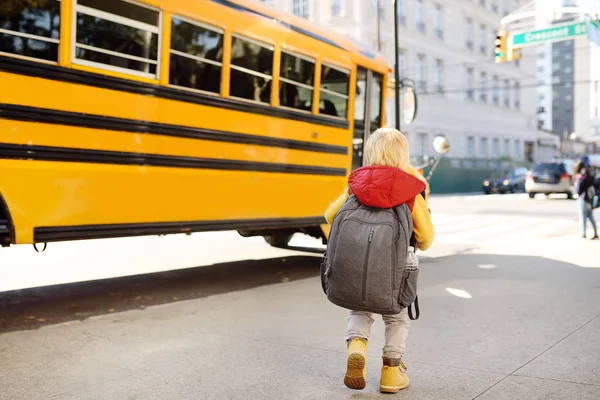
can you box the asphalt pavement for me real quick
[0,193,599,399]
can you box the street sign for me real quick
[511,19,600,48]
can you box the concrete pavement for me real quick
[1,194,599,399]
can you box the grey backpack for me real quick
[320,194,419,317]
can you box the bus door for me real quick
[352,68,384,171]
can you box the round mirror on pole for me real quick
[402,87,417,125]
[433,135,450,155]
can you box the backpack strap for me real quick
[408,295,420,320]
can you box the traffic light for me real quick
[495,31,508,63]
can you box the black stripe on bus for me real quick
[0,143,347,176]
[34,216,326,243]
[0,103,349,156]
[0,56,349,130]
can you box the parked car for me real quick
[525,161,574,199]
[483,167,528,194]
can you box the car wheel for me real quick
[528,192,535,199]
[566,192,574,200]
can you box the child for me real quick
[324,127,434,393]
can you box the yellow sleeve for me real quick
[412,194,434,251]
[324,187,350,224]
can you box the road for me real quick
[0,193,599,399]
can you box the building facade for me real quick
[259,0,559,162]
[534,0,600,156]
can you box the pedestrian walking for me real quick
[323,127,434,393]
[574,160,598,240]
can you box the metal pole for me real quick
[393,0,401,131]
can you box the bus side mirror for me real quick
[433,136,449,155]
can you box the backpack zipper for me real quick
[362,228,375,304]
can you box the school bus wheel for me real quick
[263,233,294,248]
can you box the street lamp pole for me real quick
[393,0,401,131]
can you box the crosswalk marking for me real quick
[432,212,579,246]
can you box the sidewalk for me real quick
[1,241,599,399]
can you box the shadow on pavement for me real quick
[0,255,321,334]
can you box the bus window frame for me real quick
[0,0,61,65]
[278,48,316,115]
[71,0,163,81]
[318,61,351,122]
[168,14,225,97]
[228,33,275,106]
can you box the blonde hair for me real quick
[363,127,410,169]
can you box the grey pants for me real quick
[345,308,410,359]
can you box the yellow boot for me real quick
[379,358,409,393]
[344,338,367,390]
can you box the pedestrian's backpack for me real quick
[320,194,420,319]
[588,185,599,209]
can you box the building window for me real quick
[504,79,510,107]
[415,0,425,33]
[230,35,274,103]
[514,81,520,109]
[398,49,406,78]
[480,137,489,158]
[466,68,474,100]
[320,64,350,118]
[418,133,428,156]
[279,51,315,111]
[514,140,520,159]
[0,0,60,62]
[434,59,443,93]
[434,4,443,39]
[466,19,473,49]
[492,76,499,105]
[467,136,475,156]
[492,138,500,158]
[397,0,405,24]
[504,139,510,156]
[169,17,223,94]
[332,0,341,17]
[480,72,487,103]
[492,0,499,12]
[416,54,426,90]
[480,24,487,54]
[292,0,309,19]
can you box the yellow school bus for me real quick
[0,0,391,248]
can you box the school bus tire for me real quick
[263,233,294,248]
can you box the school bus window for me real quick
[319,64,349,119]
[354,68,368,128]
[370,72,383,129]
[279,51,315,112]
[230,35,273,104]
[73,0,160,79]
[169,17,223,94]
[0,0,60,62]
